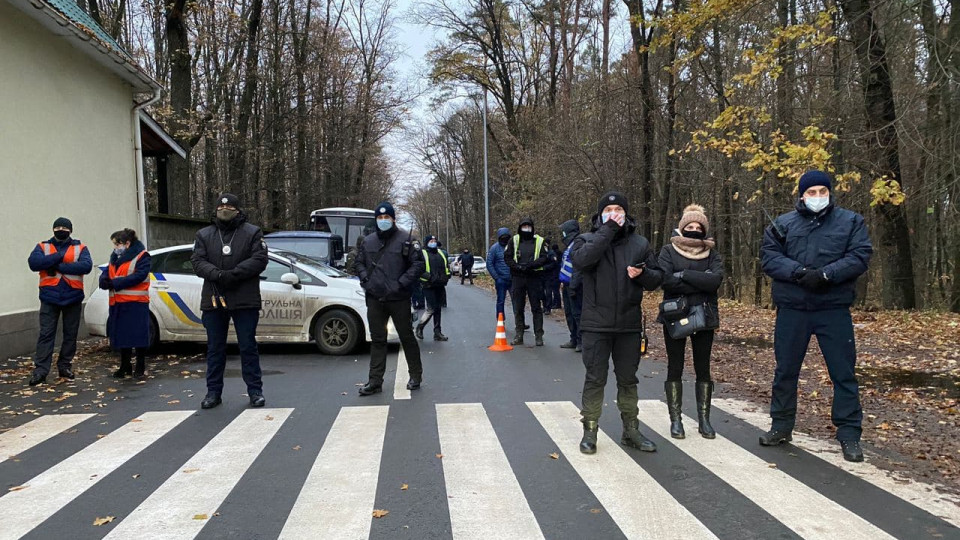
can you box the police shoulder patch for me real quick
[412,241,421,251]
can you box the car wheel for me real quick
[148,314,160,350]
[314,309,360,355]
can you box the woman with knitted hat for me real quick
[657,204,724,439]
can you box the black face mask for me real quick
[53,230,70,241]
[681,229,706,240]
[499,236,510,246]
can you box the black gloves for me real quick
[218,270,240,289]
[797,268,830,292]
[99,277,113,290]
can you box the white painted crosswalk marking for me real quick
[528,401,718,540]
[0,411,192,540]
[636,400,895,540]
[437,403,545,540]
[279,406,390,539]
[714,397,960,529]
[105,408,293,540]
[393,348,411,400]
[0,413,95,464]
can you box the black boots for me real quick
[134,355,146,378]
[434,332,448,341]
[28,372,46,386]
[841,440,864,462]
[665,381,685,439]
[58,367,75,380]
[113,359,132,379]
[358,382,383,396]
[249,391,266,407]
[415,323,425,340]
[201,392,222,409]
[511,334,524,346]
[560,341,576,349]
[759,428,793,446]
[535,335,544,346]
[696,381,716,439]
[580,420,598,454]
[621,420,657,452]
[406,378,421,390]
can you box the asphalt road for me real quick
[0,283,957,539]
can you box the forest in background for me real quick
[77,0,959,310]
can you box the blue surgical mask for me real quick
[113,247,126,256]
[804,196,830,213]
[601,213,612,223]
[428,242,437,249]
[376,219,393,231]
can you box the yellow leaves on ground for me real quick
[93,516,115,526]
[292,445,302,451]
[401,483,409,491]
[549,452,560,460]
[53,392,77,402]
[435,453,443,459]
[193,514,208,520]
[8,485,28,492]
[182,468,201,474]
[372,509,389,518]
[167,400,180,405]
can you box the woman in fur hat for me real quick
[657,204,724,439]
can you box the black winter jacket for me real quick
[760,199,872,311]
[191,214,269,311]
[355,226,425,302]
[571,216,663,333]
[504,218,550,277]
[657,243,724,327]
[421,248,451,289]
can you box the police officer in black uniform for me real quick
[191,193,269,409]
[355,202,426,395]
[504,217,550,346]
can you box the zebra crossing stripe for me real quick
[105,408,293,540]
[437,403,545,540]
[394,349,411,400]
[279,406,389,539]
[527,401,718,540]
[636,400,896,540]
[713,397,960,528]
[0,411,192,540]
[0,413,95,464]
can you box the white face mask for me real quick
[804,196,830,213]
[521,227,532,233]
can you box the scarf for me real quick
[670,235,715,260]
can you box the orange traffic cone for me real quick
[488,312,514,352]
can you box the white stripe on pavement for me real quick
[394,348,411,400]
[527,401,717,540]
[0,413,95,464]
[437,403,545,540]
[637,400,895,540]
[105,408,293,540]
[714,397,960,529]
[279,406,390,539]
[0,411,192,540]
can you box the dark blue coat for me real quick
[100,242,152,349]
[761,199,872,311]
[486,227,513,285]
[28,237,93,306]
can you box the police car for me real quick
[84,244,397,355]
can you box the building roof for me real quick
[7,0,160,92]
[140,111,187,159]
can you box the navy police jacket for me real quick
[760,199,872,311]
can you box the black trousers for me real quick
[418,287,443,333]
[512,275,544,336]
[561,285,582,345]
[663,327,714,382]
[770,307,863,441]
[367,297,422,385]
[202,308,263,395]
[34,301,82,376]
[580,332,642,422]
[460,268,473,284]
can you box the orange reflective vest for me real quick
[38,242,86,290]
[108,251,150,305]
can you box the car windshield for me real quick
[265,238,330,260]
[273,251,348,278]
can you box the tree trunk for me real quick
[228,0,266,199]
[624,0,655,240]
[838,0,916,309]
[165,0,192,216]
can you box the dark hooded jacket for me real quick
[100,241,152,348]
[559,219,582,290]
[504,217,550,277]
[486,227,512,283]
[571,215,663,333]
[191,212,269,311]
[760,198,872,311]
[355,224,425,302]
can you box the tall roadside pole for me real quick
[482,88,490,247]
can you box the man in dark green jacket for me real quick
[571,191,663,455]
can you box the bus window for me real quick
[314,216,346,239]
[347,217,377,247]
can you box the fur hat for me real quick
[678,204,709,233]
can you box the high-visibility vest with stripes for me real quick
[512,235,545,270]
[559,244,574,284]
[38,242,86,290]
[108,251,150,305]
[421,249,450,282]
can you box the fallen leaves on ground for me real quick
[401,483,409,490]
[549,452,560,460]
[8,485,28,492]
[435,453,443,459]
[193,514,208,520]
[372,509,389,518]
[292,445,302,451]
[92,516,115,526]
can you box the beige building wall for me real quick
[0,2,141,354]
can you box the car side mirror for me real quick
[281,272,302,290]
